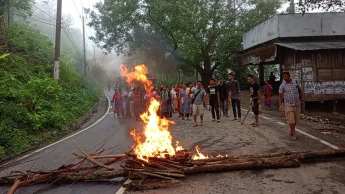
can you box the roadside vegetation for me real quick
[0,23,105,160]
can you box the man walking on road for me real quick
[207,78,220,122]
[227,73,241,122]
[191,81,206,127]
[278,72,305,141]
[218,78,229,117]
[247,75,261,127]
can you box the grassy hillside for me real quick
[0,23,102,159]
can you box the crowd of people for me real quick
[110,71,304,141]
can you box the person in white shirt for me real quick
[171,85,177,113]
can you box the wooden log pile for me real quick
[1,147,345,193]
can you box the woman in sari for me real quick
[171,85,177,113]
[160,85,172,119]
[175,84,181,117]
[112,89,124,118]
[264,80,273,111]
[179,83,191,120]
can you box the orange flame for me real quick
[121,64,217,161]
[121,64,177,160]
[120,64,153,92]
[192,145,211,160]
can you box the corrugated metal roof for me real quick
[275,42,345,51]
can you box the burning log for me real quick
[183,158,300,174]
[2,148,345,192]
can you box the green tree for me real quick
[87,0,281,86]
[0,0,32,23]
[296,0,345,13]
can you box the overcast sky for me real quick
[60,0,123,72]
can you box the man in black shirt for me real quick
[227,73,241,121]
[247,75,261,127]
[207,78,220,122]
[218,78,229,117]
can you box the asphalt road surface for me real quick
[1,91,345,194]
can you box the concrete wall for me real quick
[242,13,345,50]
[242,15,279,50]
[278,14,323,37]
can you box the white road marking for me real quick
[276,122,287,126]
[115,179,132,194]
[241,107,338,149]
[1,91,111,167]
[296,128,339,149]
[262,116,272,120]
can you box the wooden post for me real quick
[259,64,264,87]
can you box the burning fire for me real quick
[130,98,176,160]
[192,145,210,160]
[120,64,223,160]
[120,64,154,92]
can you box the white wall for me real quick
[242,13,345,50]
[242,15,279,50]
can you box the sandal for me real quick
[250,122,256,125]
[251,124,259,127]
[193,123,198,127]
[199,123,204,126]
[291,136,297,141]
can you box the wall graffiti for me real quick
[304,81,345,95]
[290,70,301,83]
[302,67,313,81]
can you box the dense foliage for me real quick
[87,0,281,86]
[0,24,102,159]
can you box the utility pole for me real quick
[93,45,96,66]
[82,14,87,76]
[289,0,295,13]
[54,0,62,80]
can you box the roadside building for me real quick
[237,12,345,111]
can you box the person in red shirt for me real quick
[175,83,182,117]
[133,87,143,121]
[112,89,124,118]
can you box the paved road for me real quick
[124,103,345,194]
[0,90,134,194]
[1,91,345,194]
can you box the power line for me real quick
[31,2,56,20]
[79,0,84,8]
[71,0,82,18]
[79,0,84,17]
[62,20,82,53]
[30,1,83,55]
[27,18,56,26]
[30,17,55,22]
[62,25,82,55]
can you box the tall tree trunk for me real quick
[198,59,214,88]
[6,0,10,24]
